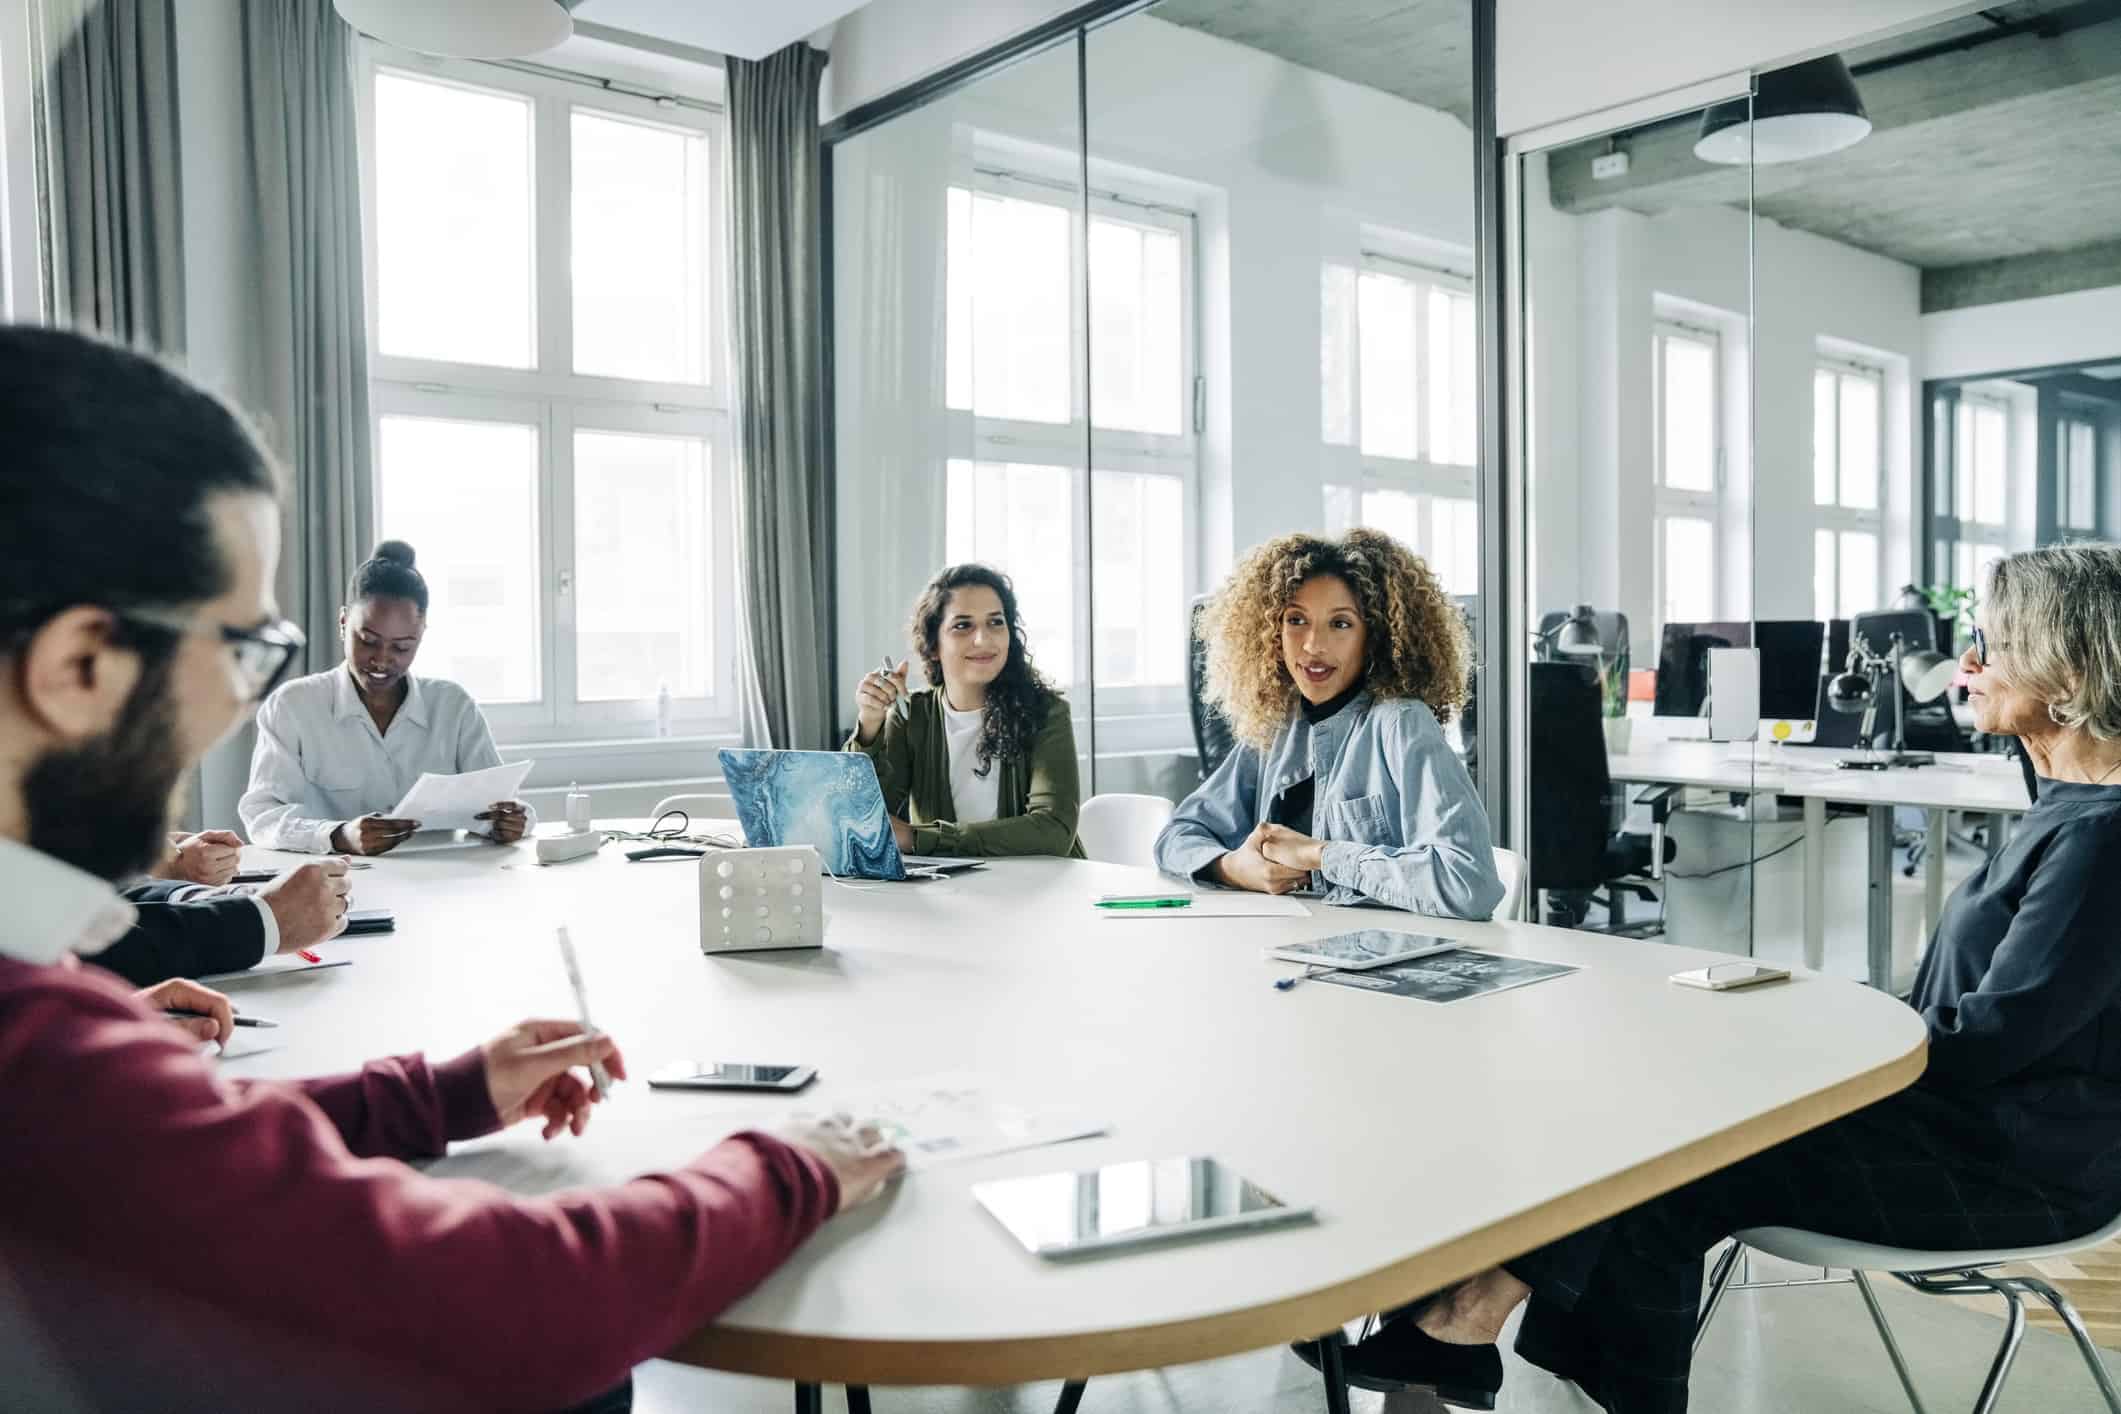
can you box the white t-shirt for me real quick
[942,701,1002,826]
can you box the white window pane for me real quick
[943,459,1075,678]
[1812,370,1836,506]
[375,415,540,703]
[1974,405,2007,526]
[1427,289,1475,467]
[1814,527,1835,623]
[1972,541,2005,591]
[1954,402,1975,522]
[945,187,973,412]
[1432,495,1478,596]
[1838,374,1879,510]
[1837,530,1878,620]
[1089,218,1182,436]
[1660,334,1716,492]
[1322,484,1357,536]
[573,430,714,703]
[1953,541,1974,594]
[374,73,533,368]
[1661,516,1714,623]
[1321,264,1357,446]
[1092,471,1183,687]
[2067,420,2098,530]
[571,109,712,384]
[1358,271,1416,460]
[958,192,1072,424]
[1359,488,1421,549]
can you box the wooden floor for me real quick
[1947,1233,2121,1346]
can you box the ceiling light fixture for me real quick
[332,0,574,60]
[1695,56,1871,166]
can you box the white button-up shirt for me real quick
[239,667,534,852]
[0,836,137,965]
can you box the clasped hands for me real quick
[1215,822,1325,894]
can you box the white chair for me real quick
[650,793,731,825]
[1697,1215,2121,1414]
[1076,793,1175,868]
[1492,846,1529,921]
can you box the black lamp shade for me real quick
[1696,56,1871,166]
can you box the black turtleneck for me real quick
[1271,685,1362,834]
[1300,682,1363,725]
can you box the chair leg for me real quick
[2015,1275,2121,1414]
[1853,1270,1929,1414]
[794,1384,823,1414]
[1315,1336,1354,1414]
[1694,1240,1742,1351]
[846,1386,873,1414]
[1969,1278,2028,1414]
[1051,1379,1088,1414]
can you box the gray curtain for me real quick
[238,0,372,670]
[727,43,833,750]
[35,0,184,346]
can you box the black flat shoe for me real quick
[1290,1324,1503,1410]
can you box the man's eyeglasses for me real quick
[119,610,306,702]
[1971,626,2009,668]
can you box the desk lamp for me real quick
[1827,633,1955,770]
[1534,604,1604,664]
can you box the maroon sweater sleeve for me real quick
[0,962,841,1411]
[250,1048,501,1159]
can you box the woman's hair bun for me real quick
[371,539,417,568]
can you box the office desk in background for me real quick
[1608,741,2031,988]
[224,834,1925,1394]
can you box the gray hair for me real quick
[1986,543,2121,740]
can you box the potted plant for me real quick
[1598,643,1633,754]
[1914,584,1976,654]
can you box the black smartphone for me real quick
[646,1062,817,1093]
[342,908,396,935]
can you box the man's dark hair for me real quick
[0,328,278,647]
[346,539,429,614]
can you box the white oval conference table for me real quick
[223,828,1926,1395]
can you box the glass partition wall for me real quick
[828,0,1480,804]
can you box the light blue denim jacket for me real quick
[1154,693,1504,920]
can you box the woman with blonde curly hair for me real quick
[1152,529,1502,918]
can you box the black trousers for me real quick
[1500,1090,2108,1414]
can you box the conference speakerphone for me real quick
[701,845,823,953]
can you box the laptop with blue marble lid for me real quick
[716,749,982,881]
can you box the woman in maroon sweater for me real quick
[0,329,904,1412]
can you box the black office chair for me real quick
[1186,596,1235,781]
[1529,662,1673,933]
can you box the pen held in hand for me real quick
[165,1008,278,1029]
[556,925,614,1099]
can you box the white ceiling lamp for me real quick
[1695,56,1872,166]
[332,0,574,59]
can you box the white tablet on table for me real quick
[1266,928,1458,971]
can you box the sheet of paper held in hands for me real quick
[1099,893,1311,920]
[388,759,535,835]
[787,1072,1108,1171]
[1318,949,1579,1004]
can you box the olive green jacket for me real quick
[845,688,1084,858]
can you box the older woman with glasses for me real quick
[1319,543,2121,1412]
[239,541,534,855]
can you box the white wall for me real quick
[1923,284,2121,382]
[818,0,1080,122]
[1497,0,1975,137]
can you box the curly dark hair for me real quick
[908,564,1057,778]
[1201,528,1471,750]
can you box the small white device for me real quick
[564,781,592,833]
[1670,962,1791,992]
[701,845,823,953]
[536,829,603,865]
[975,1156,1314,1259]
[1708,648,1760,743]
[1267,928,1457,971]
[646,1061,816,1092]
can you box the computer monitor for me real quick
[1827,618,1852,676]
[1653,621,1750,717]
[1754,620,1826,721]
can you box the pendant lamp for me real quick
[332,0,573,59]
[1695,56,1871,166]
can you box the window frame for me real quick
[2061,411,2101,536]
[1940,390,2012,592]
[1813,357,1885,620]
[355,45,738,747]
[1651,319,1723,632]
[1323,250,1480,593]
[943,160,1202,740]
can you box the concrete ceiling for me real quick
[1151,0,1473,124]
[1544,2,2121,308]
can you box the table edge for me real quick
[666,1033,1928,1385]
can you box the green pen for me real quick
[1095,896,1193,909]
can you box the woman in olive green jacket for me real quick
[847,564,1084,858]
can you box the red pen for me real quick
[299,949,322,963]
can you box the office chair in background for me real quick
[1529,662,1674,933]
[1186,596,1236,781]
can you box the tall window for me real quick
[1950,395,2010,592]
[941,172,1198,714]
[1653,322,1720,626]
[1812,361,1883,621]
[2062,415,2100,536]
[358,56,733,741]
[1320,253,1478,594]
